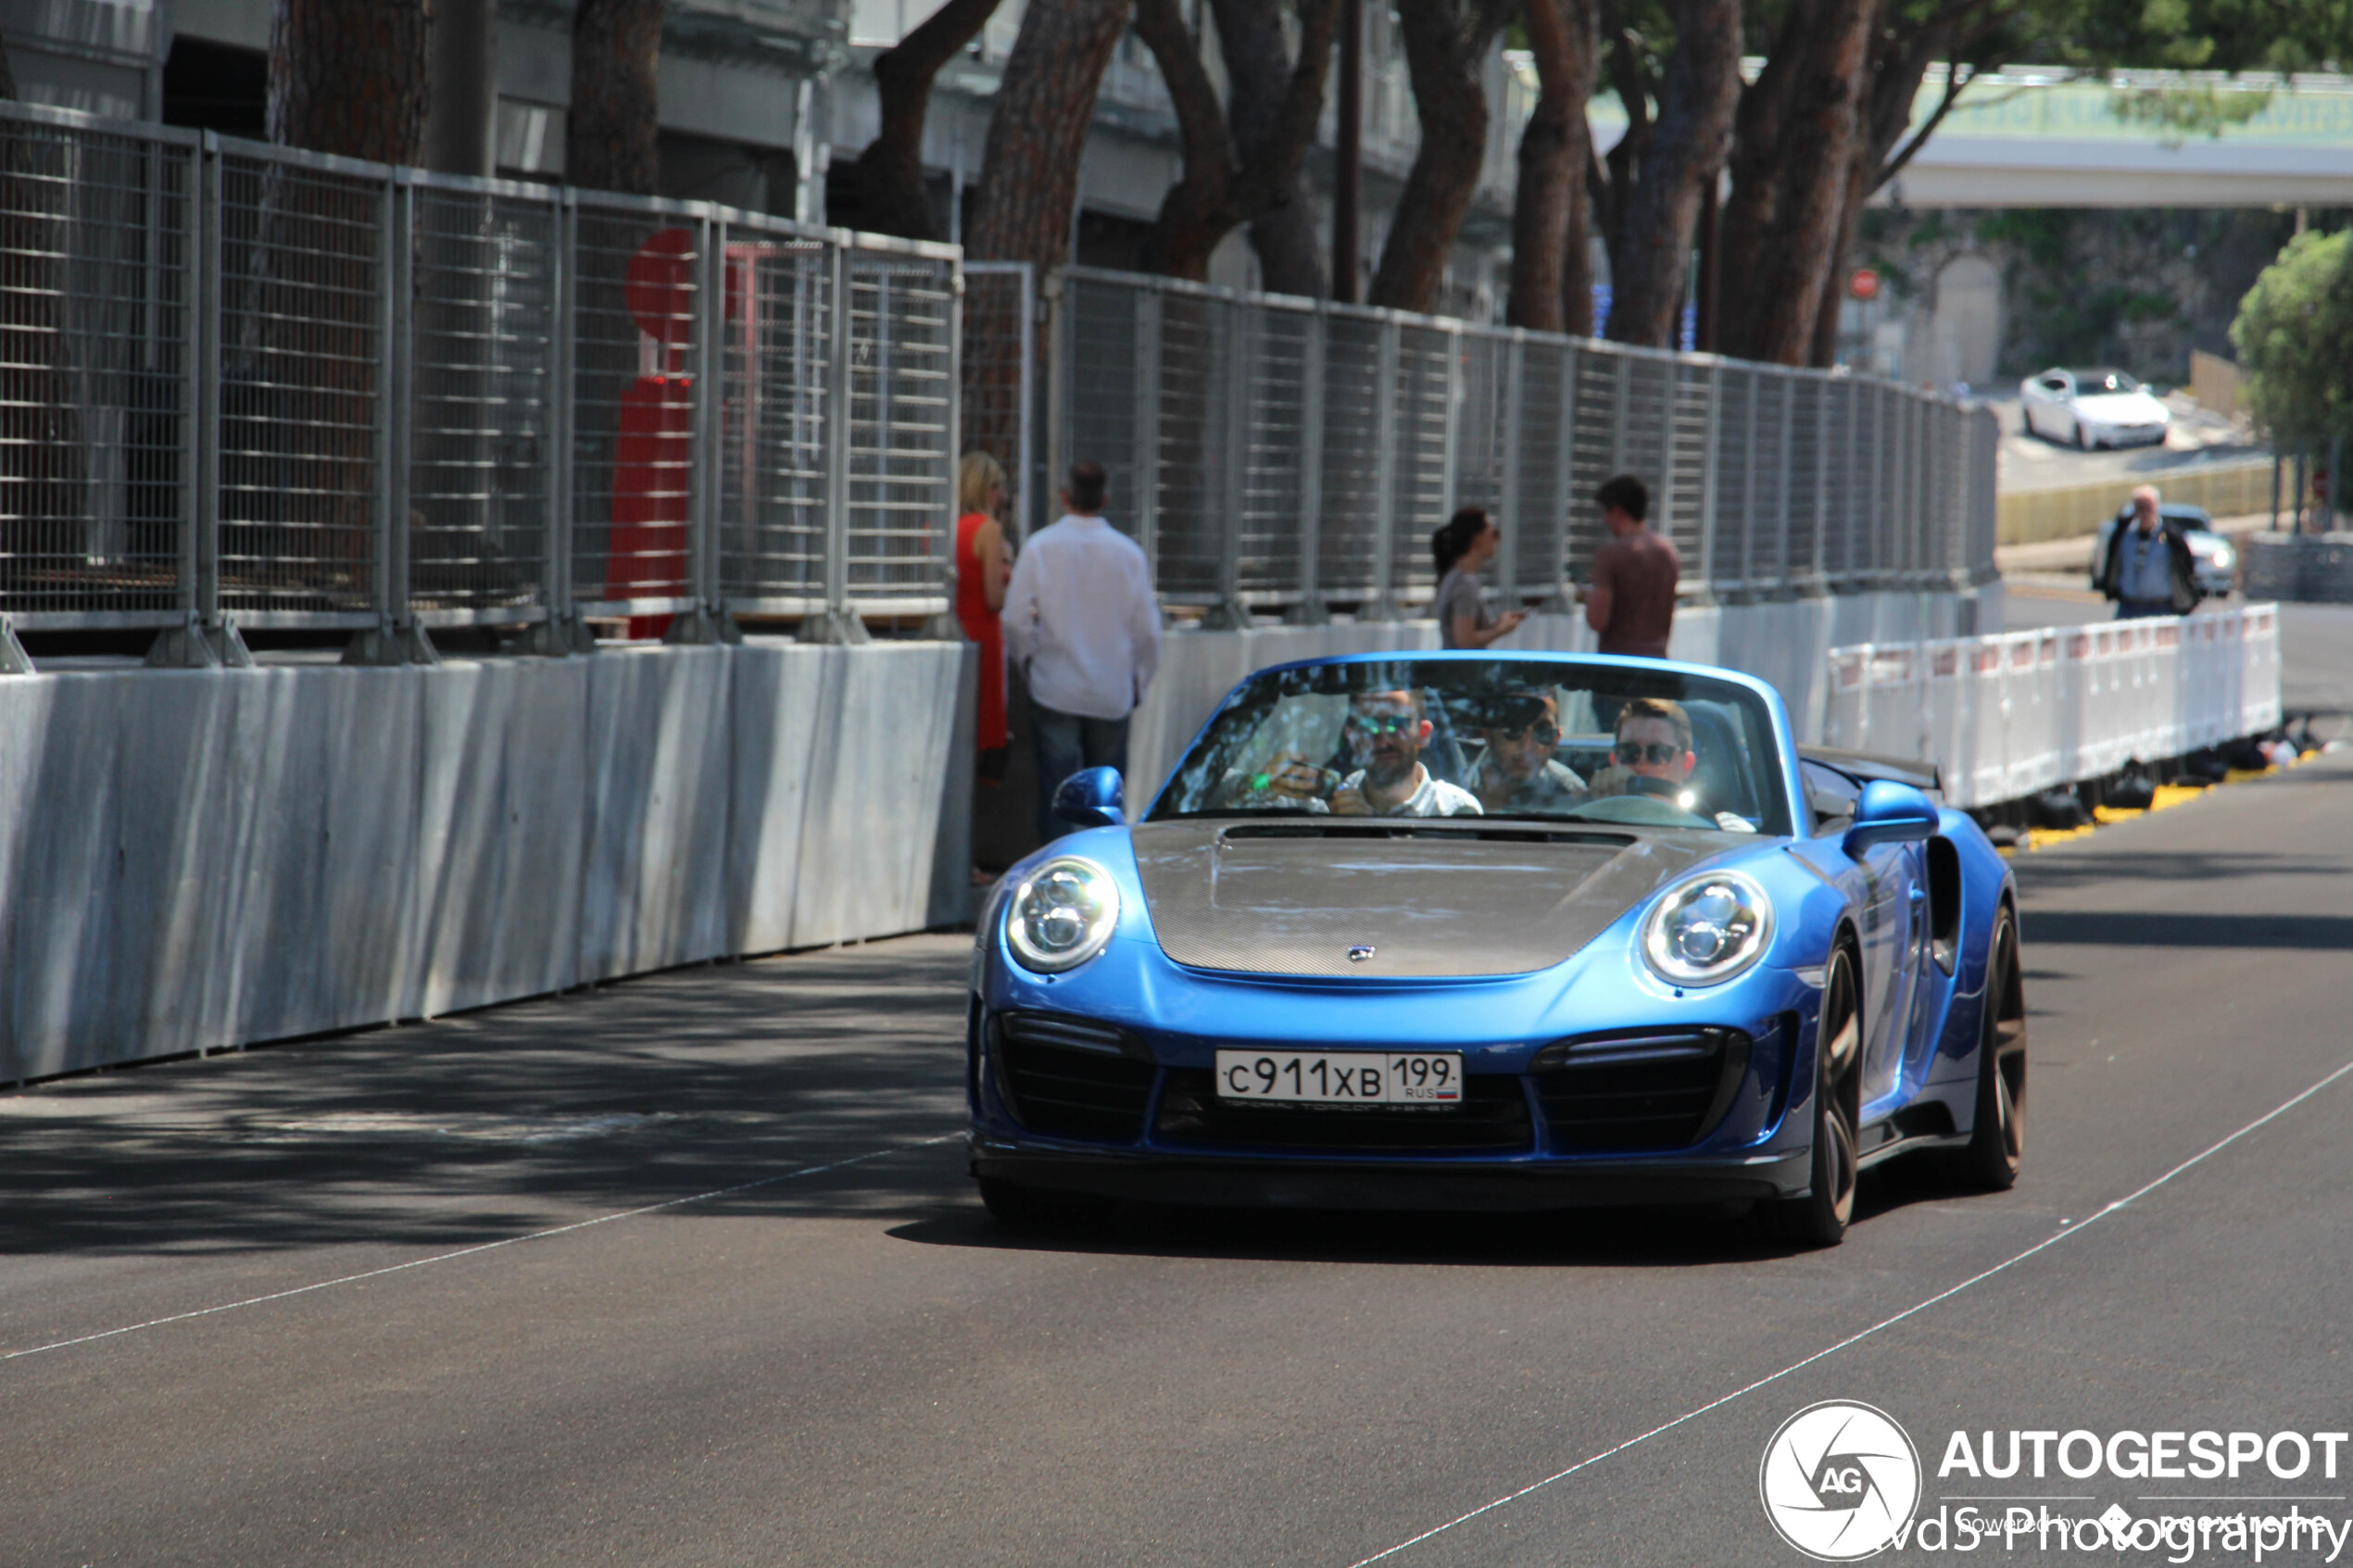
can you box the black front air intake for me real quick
[1531,1027,1752,1152]
[1152,1070,1535,1154]
[991,1011,1157,1144]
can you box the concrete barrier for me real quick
[0,641,975,1084]
[1124,589,2002,810]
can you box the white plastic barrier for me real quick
[1821,605,2283,809]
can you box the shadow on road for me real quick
[885,1157,1974,1271]
[0,939,975,1261]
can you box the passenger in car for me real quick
[1466,692,1588,815]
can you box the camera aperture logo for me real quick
[1761,1400,1924,1561]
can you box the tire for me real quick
[1957,908,2027,1190]
[1769,947,1862,1248]
[2073,422,2090,450]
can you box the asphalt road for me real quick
[6,758,2353,1567]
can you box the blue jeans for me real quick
[2115,598,2173,620]
[1032,704,1130,844]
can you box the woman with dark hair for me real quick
[1431,507,1525,649]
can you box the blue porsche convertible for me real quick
[967,652,2025,1246]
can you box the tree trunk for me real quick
[1562,151,1593,332]
[967,0,1132,269]
[1508,0,1596,330]
[850,0,1006,241]
[1134,0,1241,279]
[1369,0,1515,312]
[1218,0,1333,296]
[568,0,665,195]
[267,0,432,163]
[1603,0,1740,346]
[1135,0,1340,283]
[1717,0,1871,362]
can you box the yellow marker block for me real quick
[2092,805,2143,824]
[2026,823,2099,851]
[2222,766,2277,784]
[2150,783,2210,810]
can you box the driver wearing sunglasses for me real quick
[1587,696,1699,806]
[1467,692,1588,816]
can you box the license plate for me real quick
[1213,1049,1464,1106]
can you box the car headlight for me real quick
[2211,546,2235,568]
[1004,857,1120,973]
[1641,871,1774,987]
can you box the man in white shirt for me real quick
[1330,689,1481,817]
[1001,462,1164,842]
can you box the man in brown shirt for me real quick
[1583,473,1680,658]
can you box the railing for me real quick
[1041,267,1999,621]
[0,101,961,650]
[1822,605,2282,809]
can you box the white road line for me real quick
[1347,1057,2353,1568]
[1,1132,961,1365]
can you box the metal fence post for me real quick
[1369,316,1401,618]
[1439,320,1463,522]
[666,210,735,643]
[544,189,584,651]
[346,170,428,664]
[1134,282,1163,581]
[1692,362,1721,603]
[803,234,862,641]
[1497,333,1523,604]
[1290,303,1327,623]
[1810,379,1830,593]
[1208,295,1250,627]
[195,136,223,641]
[1546,341,1575,609]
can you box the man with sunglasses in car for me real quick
[1586,696,1698,805]
[1586,696,1757,831]
[1214,687,1480,817]
[1466,691,1588,816]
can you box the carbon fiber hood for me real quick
[1129,821,1730,979]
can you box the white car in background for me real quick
[2020,368,2171,449]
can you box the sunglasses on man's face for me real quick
[1615,740,1682,765]
[1495,721,1560,746]
[1349,713,1418,737]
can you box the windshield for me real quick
[1150,659,1796,836]
[2070,369,2141,395]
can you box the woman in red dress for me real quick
[954,452,1013,781]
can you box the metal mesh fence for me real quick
[1031,268,1993,621]
[844,251,954,608]
[409,183,556,620]
[0,115,191,624]
[568,198,700,616]
[961,262,1032,537]
[0,108,1994,642]
[1510,338,1570,601]
[215,146,384,622]
[716,232,831,611]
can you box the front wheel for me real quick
[1957,909,2027,1189]
[2073,422,2091,450]
[1769,947,1861,1248]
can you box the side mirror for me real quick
[1052,765,1126,830]
[1842,780,1939,859]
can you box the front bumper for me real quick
[972,1139,1812,1210]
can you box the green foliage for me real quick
[2231,229,2353,445]
[2047,0,2349,72]
[2109,84,2275,144]
[1976,209,2073,271]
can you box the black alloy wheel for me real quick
[1958,908,2027,1189]
[1770,947,1862,1248]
